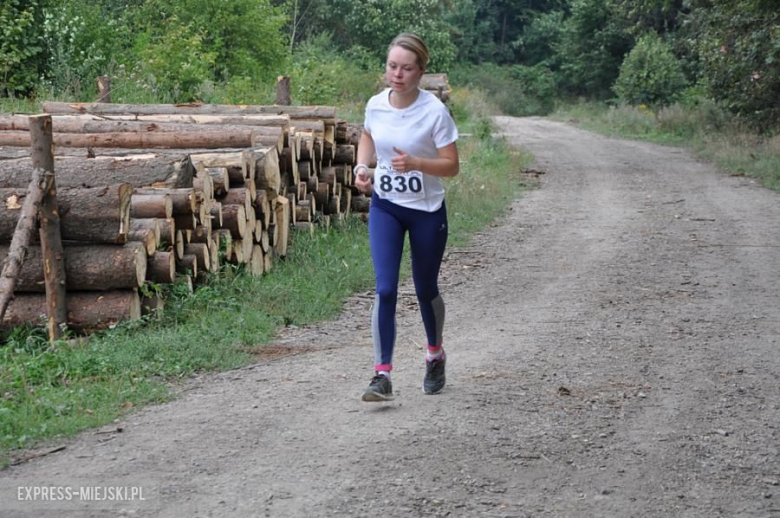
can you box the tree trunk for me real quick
[0,115,285,138]
[183,243,210,272]
[276,76,291,106]
[340,188,352,215]
[127,220,159,256]
[219,188,252,216]
[227,238,245,264]
[327,193,342,215]
[131,193,172,219]
[206,167,230,197]
[190,151,253,183]
[0,243,146,291]
[216,204,247,239]
[274,196,290,258]
[315,182,330,208]
[96,76,111,103]
[146,250,175,284]
[176,254,198,277]
[0,130,261,149]
[0,154,195,189]
[41,102,337,120]
[333,144,355,163]
[351,194,371,213]
[0,184,132,244]
[134,188,197,215]
[0,113,292,131]
[2,290,141,333]
[0,169,50,321]
[249,244,264,276]
[254,147,281,194]
[210,202,223,228]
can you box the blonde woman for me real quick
[354,33,460,401]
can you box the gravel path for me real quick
[1,117,778,517]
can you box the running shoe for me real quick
[361,374,394,402]
[423,354,446,394]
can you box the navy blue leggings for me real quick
[368,195,448,371]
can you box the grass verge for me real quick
[553,101,780,192]
[0,94,530,466]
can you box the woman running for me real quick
[354,32,460,402]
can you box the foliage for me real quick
[451,62,555,116]
[687,0,780,132]
[290,33,379,106]
[444,0,506,63]
[40,2,129,98]
[124,0,287,101]
[613,32,688,106]
[554,0,634,99]
[515,10,567,68]
[0,0,45,96]
[135,20,217,102]
[299,0,458,72]
[609,0,687,36]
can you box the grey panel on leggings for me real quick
[372,294,396,366]
[431,294,445,346]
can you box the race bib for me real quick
[375,163,425,201]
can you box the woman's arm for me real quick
[390,142,459,178]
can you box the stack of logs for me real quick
[0,102,367,333]
[419,74,452,104]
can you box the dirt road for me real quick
[2,117,779,517]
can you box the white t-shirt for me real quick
[364,88,458,212]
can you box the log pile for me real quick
[419,73,452,103]
[0,102,369,333]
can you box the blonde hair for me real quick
[388,33,429,71]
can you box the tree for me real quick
[128,0,288,83]
[289,0,457,72]
[613,32,688,106]
[688,0,779,131]
[0,0,45,96]
[554,0,634,98]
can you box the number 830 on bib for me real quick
[375,164,426,201]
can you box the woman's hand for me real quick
[354,166,373,195]
[391,147,419,173]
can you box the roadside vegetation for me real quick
[552,101,780,193]
[1,0,776,464]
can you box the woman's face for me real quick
[385,45,424,95]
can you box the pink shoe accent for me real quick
[374,364,393,372]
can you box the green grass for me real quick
[553,101,780,193]
[0,95,529,466]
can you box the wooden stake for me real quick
[277,76,291,106]
[0,168,50,322]
[97,76,111,103]
[30,115,67,341]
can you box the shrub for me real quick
[137,21,216,102]
[450,63,554,117]
[290,34,378,107]
[613,32,688,106]
[0,0,45,96]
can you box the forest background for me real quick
[0,0,778,463]
[1,0,778,133]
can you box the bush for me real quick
[656,98,732,138]
[450,63,555,117]
[290,34,378,108]
[613,32,689,107]
[0,0,45,96]
[137,21,216,102]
